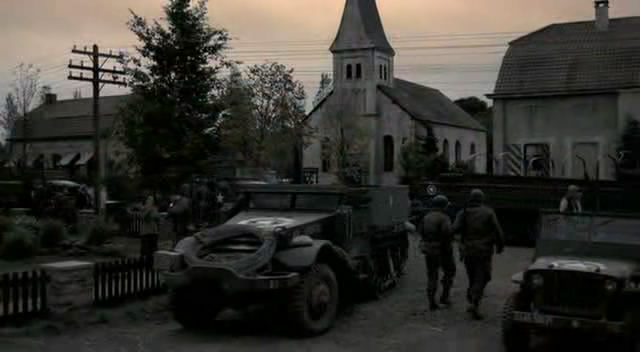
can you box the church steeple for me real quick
[330,0,395,56]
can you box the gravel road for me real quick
[0,237,620,352]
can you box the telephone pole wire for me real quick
[68,44,127,219]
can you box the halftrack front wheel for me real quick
[170,286,225,330]
[287,263,339,336]
[502,292,531,352]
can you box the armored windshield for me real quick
[540,213,640,245]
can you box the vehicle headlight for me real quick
[530,273,544,288]
[605,280,617,292]
[426,184,438,196]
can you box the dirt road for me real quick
[0,238,615,352]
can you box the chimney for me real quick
[595,0,609,31]
[44,93,57,105]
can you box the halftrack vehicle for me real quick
[154,184,410,336]
[502,210,640,351]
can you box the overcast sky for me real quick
[1,0,639,115]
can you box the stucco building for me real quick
[303,0,487,185]
[7,94,131,179]
[489,0,640,180]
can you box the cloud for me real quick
[1,0,639,104]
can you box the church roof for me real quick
[307,80,486,132]
[330,0,395,55]
[491,16,640,98]
[379,79,486,131]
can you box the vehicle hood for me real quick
[529,256,639,278]
[226,210,335,230]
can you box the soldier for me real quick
[420,195,456,311]
[559,184,583,213]
[453,189,504,320]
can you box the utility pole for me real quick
[68,44,127,219]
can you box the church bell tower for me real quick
[330,0,395,115]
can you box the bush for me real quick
[39,218,67,248]
[0,225,39,261]
[85,221,115,246]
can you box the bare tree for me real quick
[320,88,369,185]
[10,63,41,170]
[312,73,332,109]
[38,85,52,106]
[1,93,19,140]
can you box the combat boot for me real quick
[428,292,440,311]
[440,287,452,307]
[467,302,485,320]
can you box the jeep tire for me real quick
[170,286,225,330]
[502,292,531,352]
[287,263,339,336]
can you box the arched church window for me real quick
[455,140,462,163]
[356,63,362,79]
[384,65,388,80]
[379,64,383,79]
[383,135,394,172]
[470,143,476,156]
[346,64,353,80]
[442,139,450,161]
[321,138,331,172]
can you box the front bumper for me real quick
[154,250,301,292]
[512,310,626,335]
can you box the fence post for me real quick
[39,260,94,315]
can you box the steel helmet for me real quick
[431,195,449,209]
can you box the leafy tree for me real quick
[244,62,310,172]
[120,0,232,186]
[217,65,257,164]
[454,96,489,117]
[312,73,332,108]
[320,89,368,185]
[399,126,449,184]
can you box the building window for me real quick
[346,64,353,80]
[383,65,388,80]
[355,63,362,79]
[379,64,383,79]
[442,139,450,161]
[383,135,394,172]
[470,143,476,156]
[455,141,461,163]
[321,138,331,172]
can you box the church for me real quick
[303,0,487,185]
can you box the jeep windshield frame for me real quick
[246,192,343,211]
[535,210,640,262]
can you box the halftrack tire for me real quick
[170,287,224,330]
[502,292,530,352]
[287,264,339,336]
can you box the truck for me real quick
[411,173,640,246]
[502,209,640,351]
[153,184,410,336]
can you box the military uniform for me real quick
[453,189,504,319]
[420,195,456,310]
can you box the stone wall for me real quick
[39,261,94,315]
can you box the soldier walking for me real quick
[452,189,504,320]
[420,195,456,311]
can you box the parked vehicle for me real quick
[502,210,640,351]
[154,184,410,336]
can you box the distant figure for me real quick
[559,185,583,213]
[168,185,192,245]
[141,194,161,235]
[452,189,504,320]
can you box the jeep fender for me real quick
[274,240,355,275]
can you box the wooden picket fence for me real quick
[93,256,166,306]
[0,270,48,326]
